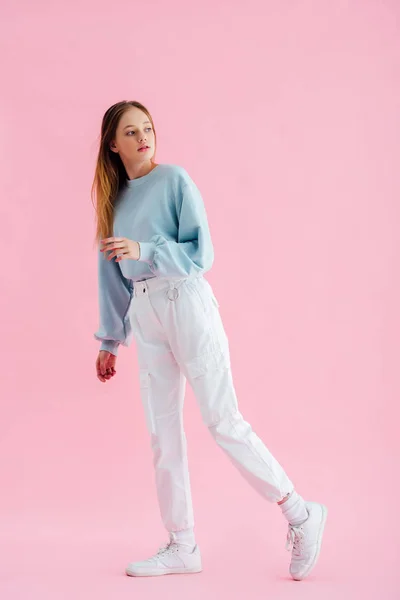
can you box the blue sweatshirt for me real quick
[94,164,214,356]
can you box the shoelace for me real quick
[155,540,179,557]
[285,523,305,556]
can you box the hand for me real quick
[100,237,140,262]
[96,350,117,383]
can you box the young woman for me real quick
[92,100,328,580]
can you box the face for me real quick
[110,106,156,164]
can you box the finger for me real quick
[106,365,115,378]
[115,251,130,262]
[110,248,129,261]
[96,368,107,382]
[104,245,126,260]
[98,361,110,376]
[102,242,125,250]
[97,365,106,377]
[102,248,114,260]
[96,362,115,382]
[101,237,125,245]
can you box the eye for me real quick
[127,127,152,136]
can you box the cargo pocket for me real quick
[184,298,231,381]
[185,346,230,380]
[178,278,230,382]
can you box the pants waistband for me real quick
[134,274,204,297]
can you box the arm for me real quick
[137,179,214,278]
[93,244,134,356]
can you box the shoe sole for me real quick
[126,565,203,577]
[291,503,328,581]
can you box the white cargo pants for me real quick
[130,273,295,533]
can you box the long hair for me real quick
[91,100,157,248]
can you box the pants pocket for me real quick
[185,279,209,314]
[185,344,230,379]
[187,278,220,313]
[183,283,230,379]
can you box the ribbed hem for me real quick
[99,340,120,356]
[138,241,156,264]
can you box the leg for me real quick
[163,276,295,504]
[131,292,195,533]
[151,275,327,581]
[186,359,294,503]
[278,492,292,505]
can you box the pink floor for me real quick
[1,420,397,600]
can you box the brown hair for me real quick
[91,100,157,248]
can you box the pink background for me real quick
[1,1,399,598]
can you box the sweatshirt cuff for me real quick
[100,339,120,356]
[138,241,156,264]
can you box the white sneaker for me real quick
[125,534,202,577]
[285,500,328,581]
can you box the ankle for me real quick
[277,489,294,505]
[170,527,196,549]
[278,489,309,526]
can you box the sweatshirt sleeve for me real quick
[136,178,214,278]
[93,244,134,356]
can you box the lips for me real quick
[138,146,149,151]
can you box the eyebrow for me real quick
[123,121,151,130]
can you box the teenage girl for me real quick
[92,100,328,580]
